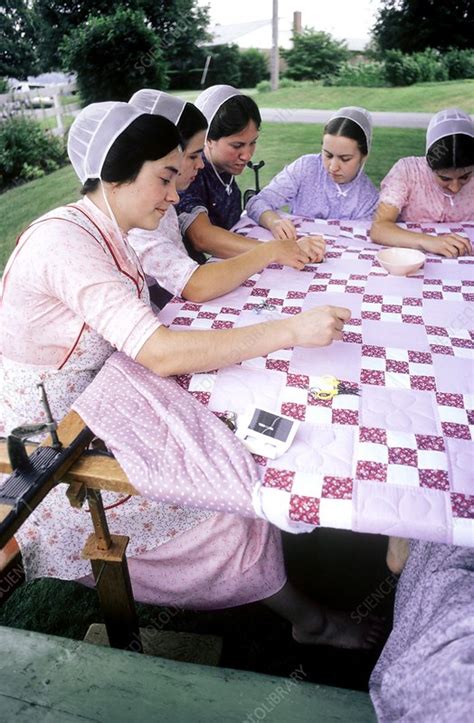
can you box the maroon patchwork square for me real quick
[441,422,471,440]
[361,311,381,320]
[452,338,474,349]
[212,320,234,329]
[220,307,240,315]
[382,304,402,313]
[181,302,201,311]
[403,297,423,306]
[250,287,269,297]
[451,493,474,519]
[362,345,386,358]
[402,314,424,325]
[363,294,383,303]
[286,373,310,389]
[190,391,210,405]
[436,393,464,408]
[415,434,445,451]
[408,351,432,364]
[307,394,332,407]
[411,375,437,391]
[263,468,295,492]
[430,344,454,356]
[360,427,387,444]
[343,331,363,344]
[242,279,257,287]
[332,409,359,425]
[356,461,387,482]
[360,369,385,386]
[287,290,306,299]
[386,360,410,374]
[322,477,353,499]
[388,447,418,466]
[281,306,302,315]
[423,291,443,299]
[280,402,306,421]
[290,495,320,525]
[173,316,193,326]
[197,311,217,319]
[175,374,191,390]
[346,286,364,294]
[419,469,450,491]
[426,325,449,337]
[265,359,290,372]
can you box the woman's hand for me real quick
[288,305,351,347]
[419,233,472,258]
[269,217,298,240]
[297,234,326,263]
[269,238,311,270]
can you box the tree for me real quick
[61,8,168,105]
[239,49,269,88]
[282,28,349,81]
[372,0,474,53]
[34,0,210,77]
[0,0,38,78]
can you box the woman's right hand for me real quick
[419,233,472,258]
[269,238,311,270]
[269,217,298,240]
[287,305,351,347]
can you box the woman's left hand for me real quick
[297,235,326,263]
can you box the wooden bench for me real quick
[0,626,376,722]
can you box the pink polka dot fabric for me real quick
[73,351,259,518]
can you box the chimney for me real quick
[293,11,302,34]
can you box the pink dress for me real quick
[379,156,474,222]
[0,197,285,608]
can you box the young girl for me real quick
[246,106,379,240]
[371,107,473,257]
[0,101,380,649]
[128,89,325,306]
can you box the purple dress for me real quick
[246,153,378,222]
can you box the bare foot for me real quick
[293,608,385,650]
[386,536,410,575]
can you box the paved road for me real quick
[260,108,440,128]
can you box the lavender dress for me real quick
[246,153,378,222]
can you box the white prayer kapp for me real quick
[235,408,300,459]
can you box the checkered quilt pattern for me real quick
[158,217,474,546]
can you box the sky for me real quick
[198,0,382,51]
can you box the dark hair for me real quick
[177,102,207,148]
[208,94,261,140]
[81,114,181,194]
[323,117,368,156]
[426,134,474,170]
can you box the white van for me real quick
[12,82,54,107]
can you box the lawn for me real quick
[0,123,425,272]
[174,79,474,113]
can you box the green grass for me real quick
[174,79,474,113]
[0,123,425,272]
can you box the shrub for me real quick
[442,48,474,80]
[256,80,271,93]
[205,44,241,87]
[279,77,300,88]
[0,77,8,94]
[282,28,349,81]
[0,117,66,190]
[239,48,269,88]
[327,61,386,87]
[411,49,448,83]
[61,8,168,105]
[383,49,419,86]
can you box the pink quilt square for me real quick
[360,427,387,444]
[280,402,306,421]
[411,375,437,392]
[451,493,474,519]
[415,434,445,451]
[321,476,353,499]
[419,469,450,491]
[386,360,410,374]
[286,373,310,389]
[360,369,385,386]
[356,460,387,482]
[266,359,290,372]
[289,495,320,525]
[388,448,418,466]
[263,468,295,492]
[441,422,471,440]
[332,409,359,425]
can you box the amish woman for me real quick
[371,107,473,257]
[128,89,325,305]
[0,101,380,648]
[246,106,379,240]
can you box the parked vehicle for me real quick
[12,82,55,108]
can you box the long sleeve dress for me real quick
[246,153,379,223]
[0,196,286,608]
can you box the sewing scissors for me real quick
[309,375,360,401]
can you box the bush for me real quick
[327,61,386,87]
[205,44,241,87]
[282,28,349,81]
[0,77,8,94]
[256,80,271,93]
[383,49,420,86]
[0,117,66,190]
[279,77,300,88]
[239,48,269,88]
[61,8,168,105]
[411,49,448,83]
[443,48,474,80]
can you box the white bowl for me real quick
[376,248,425,276]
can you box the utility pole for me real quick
[271,0,279,91]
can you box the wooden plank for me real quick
[0,627,376,722]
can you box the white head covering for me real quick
[129,89,186,125]
[327,106,373,154]
[426,107,474,153]
[195,84,242,131]
[68,101,144,184]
